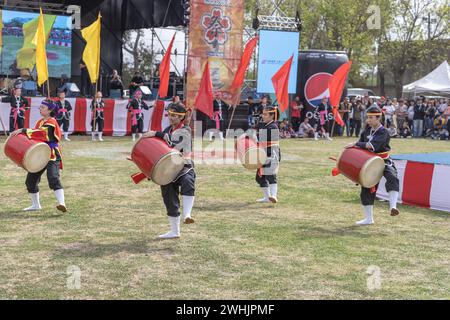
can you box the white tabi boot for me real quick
[269,184,278,203]
[98,132,104,142]
[159,216,181,239]
[54,189,67,212]
[356,205,374,225]
[182,195,195,224]
[23,192,42,211]
[91,132,96,141]
[256,187,271,203]
[389,191,400,216]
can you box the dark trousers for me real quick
[255,172,277,188]
[350,119,362,137]
[360,161,399,206]
[57,119,70,132]
[91,118,104,132]
[131,117,144,134]
[291,117,301,132]
[9,114,25,133]
[26,159,63,193]
[160,168,196,217]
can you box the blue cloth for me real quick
[392,153,450,166]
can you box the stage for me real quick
[0,97,171,136]
[377,153,450,213]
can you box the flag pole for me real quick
[226,93,240,132]
[93,81,98,133]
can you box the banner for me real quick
[257,30,299,94]
[186,0,244,110]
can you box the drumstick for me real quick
[0,115,7,136]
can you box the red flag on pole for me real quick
[194,61,214,118]
[271,55,294,112]
[158,34,176,98]
[229,36,259,92]
[328,60,352,126]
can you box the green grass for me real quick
[0,135,449,299]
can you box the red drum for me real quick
[4,134,51,173]
[336,147,385,188]
[235,134,267,170]
[130,137,185,185]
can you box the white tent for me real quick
[403,61,450,95]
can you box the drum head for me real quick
[152,151,186,185]
[23,143,51,173]
[359,156,385,188]
[242,147,267,170]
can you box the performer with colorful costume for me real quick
[143,103,195,239]
[1,87,30,133]
[127,90,151,141]
[347,106,400,225]
[255,105,280,204]
[209,93,230,141]
[91,91,105,141]
[55,91,73,141]
[9,100,67,212]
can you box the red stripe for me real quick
[73,98,87,133]
[24,97,31,128]
[103,99,115,136]
[151,100,165,131]
[402,161,434,208]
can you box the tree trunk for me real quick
[378,69,385,96]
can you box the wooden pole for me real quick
[226,93,241,133]
[46,79,50,99]
[93,82,98,133]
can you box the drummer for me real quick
[1,87,29,133]
[346,105,399,225]
[255,105,280,204]
[143,103,195,239]
[9,100,67,213]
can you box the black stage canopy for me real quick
[1,0,184,85]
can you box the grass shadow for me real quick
[0,210,64,220]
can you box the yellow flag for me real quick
[16,12,55,70]
[81,13,101,84]
[35,8,49,87]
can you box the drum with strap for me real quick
[235,134,267,170]
[334,147,385,188]
[4,133,51,173]
[130,137,185,185]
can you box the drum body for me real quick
[4,134,51,173]
[236,135,267,170]
[337,147,385,188]
[131,137,185,185]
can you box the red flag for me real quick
[328,61,352,126]
[194,61,214,118]
[271,55,294,112]
[158,34,176,98]
[229,36,259,92]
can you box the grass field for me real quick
[0,136,449,300]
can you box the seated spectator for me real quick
[399,122,412,139]
[387,123,398,138]
[298,117,315,138]
[432,115,449,140]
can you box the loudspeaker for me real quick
[22,80,37,96]
[139,86,152,100]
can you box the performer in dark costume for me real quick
[209,93,230,141]
[55,91,72,141]
[315,97,333,141]
[347,106,400,225]
[127,90,151,141]
[9,100,66,212]
[255,105,280,203]
[1,87,29,133]
[91,91,105,141]
[143,103,195,239]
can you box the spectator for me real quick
[413,98,426,137]
[129,71,144,98]
[407,99,415,129]
[432,115,449,140]
[290,96,302,133]
[339,97,352,137]
[350,99,365,137]
[424,100,437,136]
[387,123,398,138]
[395,99,408,130]
[246,96,258,129]
[109,69,124,98]
[437,98,448,114]
[399,121,412,139]
[298,117,315,138]
[383,99,396,127]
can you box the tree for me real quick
[378,0,450,97]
